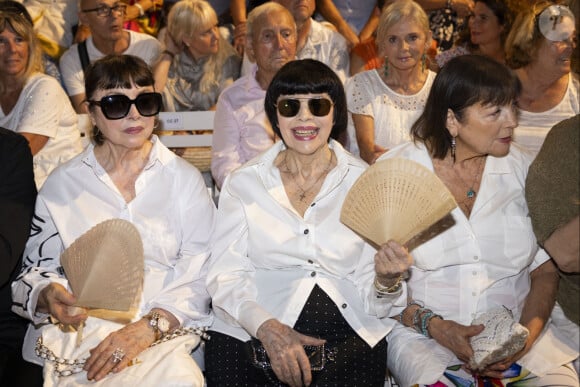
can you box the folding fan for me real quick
[340,158,457,246]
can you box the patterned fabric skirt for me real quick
[205,285,387,386]
[386,362,579,387]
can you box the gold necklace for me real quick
[282,152,334,202]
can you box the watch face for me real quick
[157,317,170,333]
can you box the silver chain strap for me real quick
[35,327,210,378]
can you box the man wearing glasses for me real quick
[59,0,162,113]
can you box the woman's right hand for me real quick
[428,318,484,364]
[37,283,87,326]
[256,319,326,387]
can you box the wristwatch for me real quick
[145,311,170,340]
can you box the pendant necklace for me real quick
[283,151,334,202]
[452,156,486,202]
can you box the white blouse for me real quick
[379,142,578,386]
[207,140,406,346]
[345,69,436,155]
[12,136,216,363]
[514,74,580,156]
[0,73,83,188]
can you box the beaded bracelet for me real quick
[412,307,428,331]
[420,311,443,338]
[398,300,424,325]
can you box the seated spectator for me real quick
[381,55,578,386]
[11,54,215,384]
[0,4,83,188]
[505,1,579,155]
[154,0,241,112]
[205,59,411,386]
[123,0,164,36]
[211,2,297,189]
[421,0,474,53]
[314,0,378,48]
[59,0,162,113]
[345,0,436,163]
[526,114,580,372]
[0,128,40,386]
[435,0,525,69]
[240,0,350,82]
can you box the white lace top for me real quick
[345,69,436,155]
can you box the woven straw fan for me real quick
[340,158,457,247]
[61,219,144,312]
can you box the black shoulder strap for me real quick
[77,40,90,75]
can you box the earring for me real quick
[383,56,389,77]
[451,136,456,162]
[421,53,427,72]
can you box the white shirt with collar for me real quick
[207,140,407,346]
[379,142,578,386]
[12,136,216,364]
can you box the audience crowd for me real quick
[0,0,578,385]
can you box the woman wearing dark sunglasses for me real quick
[12,54,216,384]
[205,59,412,386]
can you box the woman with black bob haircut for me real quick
[12,54,216,385]
[265,58,348,143]
[206,59,412,386]
[378,55,578,386]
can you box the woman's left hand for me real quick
[472,337,532,379]
[374,240,413,280]
[83,319,155,381]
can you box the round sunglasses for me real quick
[275,97,334,118]
[88,92,162,120]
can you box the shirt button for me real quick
[473,255,479,261]
[472,271,477,275]
[308,260,313,264]
[304,229,309,235]
[472,291,477,296]
[310,202,316,207]
[310,271,316,277]
[341,303,347,309]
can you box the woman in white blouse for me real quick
[505,2,578,156]
[380,55,578,386]
[345,0,436,164]
[12,55,216,384]
[206,59,412,387]
[0,1,82,188]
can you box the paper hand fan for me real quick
[340,158,457,247]
[469,306,529,371]
[60,219,144,312]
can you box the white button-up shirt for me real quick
[12,136,216,363]
[207,140,406,346]
[380,142,578,385]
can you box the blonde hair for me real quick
[505,1,560,69]
[0,14,43,94]
[167,0,238,93]
[376,0,431,54]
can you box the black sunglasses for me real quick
[275,97,334,118]
[88,92,162,120]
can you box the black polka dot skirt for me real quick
[205,285,387,386]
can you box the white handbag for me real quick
[36,316,205,387]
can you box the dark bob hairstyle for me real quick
[264,59,347,142]
[84,54,156,145]
[411,55,521,159]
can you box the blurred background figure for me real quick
[211,2,296,189]
[505,1,578,156]
[435,0,525,68]
[0,1,83,188]
[345,0,435,164]
[154,0,240,112]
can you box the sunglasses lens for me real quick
[135,93,162,117]
[309,99,332,116]
[100,95,131,120]
[277,99,300,117]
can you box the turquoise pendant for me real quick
[467,189,476,199]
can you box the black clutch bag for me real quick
[247,338,332,372]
